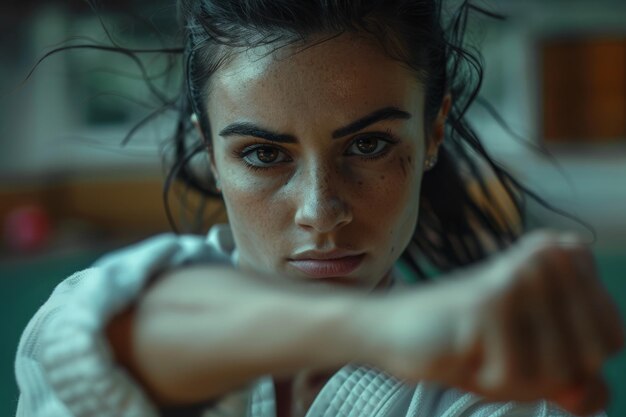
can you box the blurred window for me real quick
[541,37,626,143]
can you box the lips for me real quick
[288,251,365,278]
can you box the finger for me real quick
[561,248,609,377]
[533,252,578,389]
[569,246,625,357]
[475,277,542,401]
[549,376,609,417]
[540,248,589,383]
[476,258,564,401]
[502,267,540,391]
[474,293,509,395]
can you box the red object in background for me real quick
[3,205,52,253]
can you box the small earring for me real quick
[214,178,221,192]
[425,155,438,171]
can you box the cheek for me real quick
[221,174,281,234]
[354,153,422,251]
[217,163,291,268]
[216,153,277,213]
[362,152,420,212]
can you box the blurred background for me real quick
[1,0,625,415]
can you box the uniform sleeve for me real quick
[14,233,232,417]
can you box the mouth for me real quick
[287,252,365,278]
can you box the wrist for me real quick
[335,294,395,370]
[294,291,383,371]
[343,284,480,381]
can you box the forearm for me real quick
[107,265,371,405]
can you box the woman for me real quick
[15,1,623,416]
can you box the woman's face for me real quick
[206,33,442,289]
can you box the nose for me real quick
[294,166,352,233]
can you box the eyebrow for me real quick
[217,106,412,143]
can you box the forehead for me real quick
[208,33,424,129]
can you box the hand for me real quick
[374,230,624,416]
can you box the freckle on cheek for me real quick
[399,156,407,178]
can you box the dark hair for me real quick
[169,0,530,279]
[23,0,587,279]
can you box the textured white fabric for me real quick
[246,365,595,417]
[15,225,606,417]
[15,227,234,417]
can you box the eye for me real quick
[346,134,396,158]
[240,145,291,168]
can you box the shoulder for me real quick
[95,223,236,271]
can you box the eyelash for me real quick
[233,130,399,171]
[232,142,292,172]
[346,129,398,160]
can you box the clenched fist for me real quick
[367,231,624,416]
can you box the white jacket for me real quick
[14,225,603,417]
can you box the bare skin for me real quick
[106,33,624,417]
[107,230,623,416]
[206,33,437,290]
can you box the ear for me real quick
[426,93,452,162]
[191,113,220,189]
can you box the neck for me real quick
[371,269,394,292]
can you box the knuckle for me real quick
[527,232,584,259]
[526,229,560,245]
[533,247,575,282]
[538,243,566,261]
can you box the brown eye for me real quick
[240,145,290,168]
[355,137,378,154]
[256,147,279,163]
[347,135,394,158]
